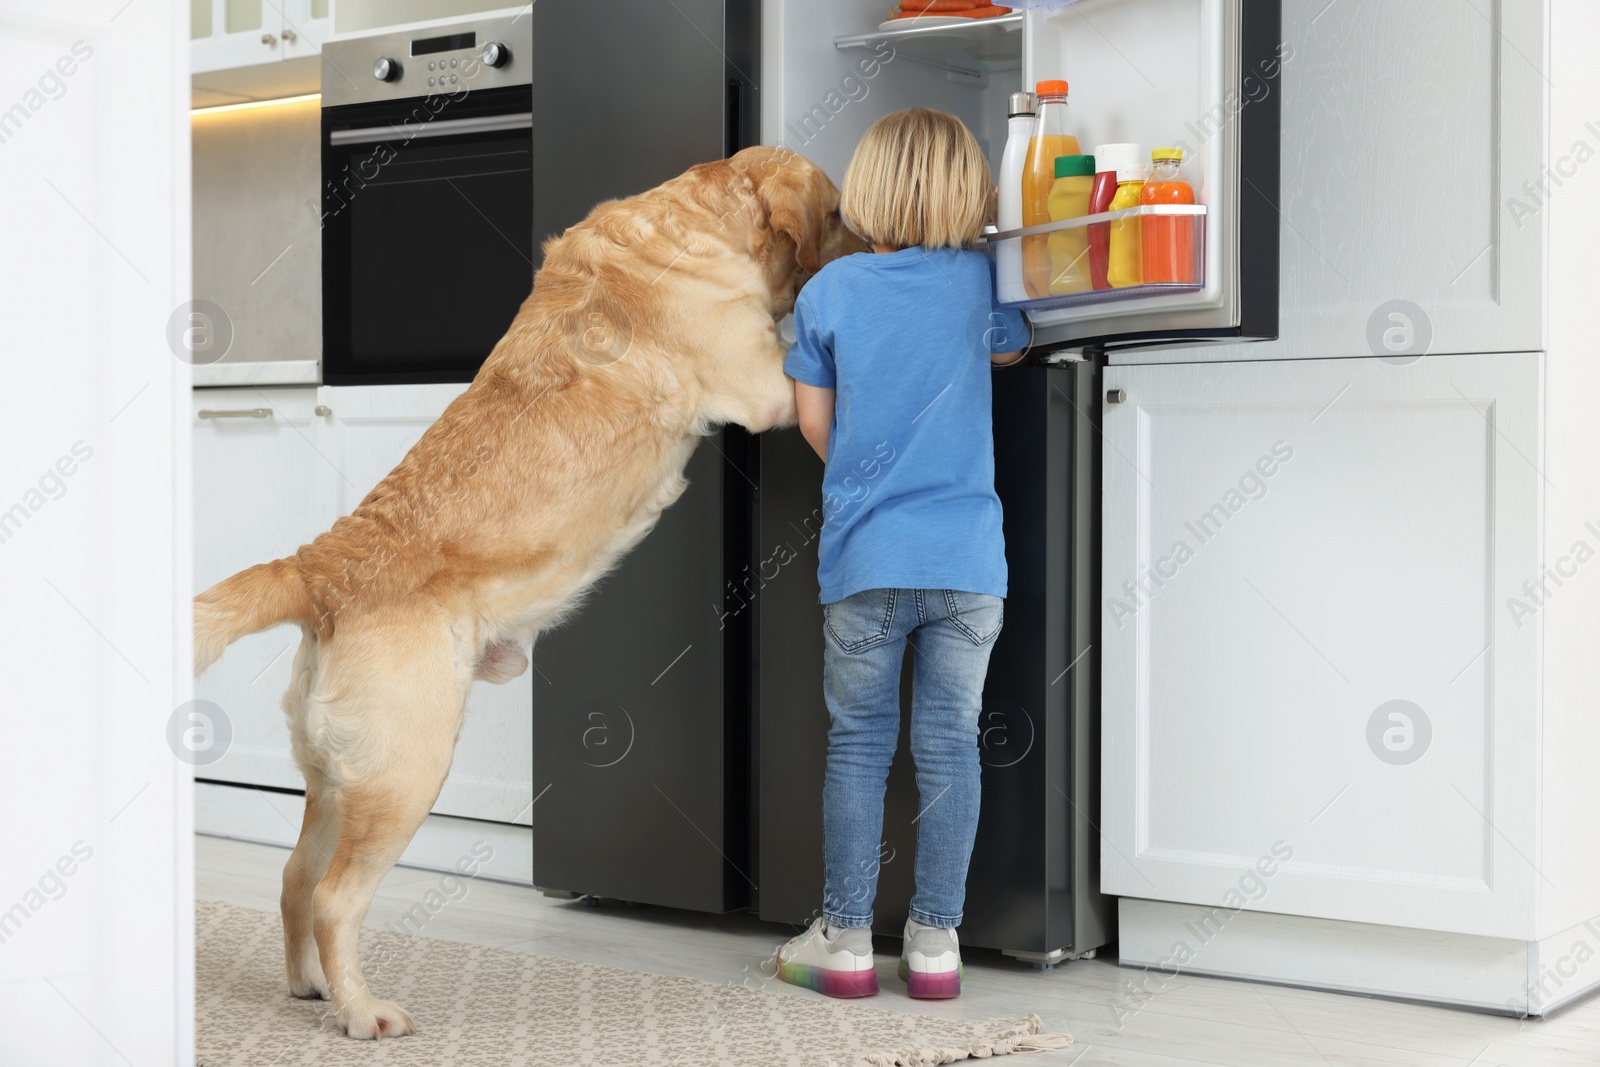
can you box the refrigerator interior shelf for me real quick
[984,203,1207,313]
[834,13,1023,76]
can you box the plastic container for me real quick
[1106,164,1149,288]
[1045,154,1095,295]
[982,205,1206,311]
[1022,79,1081,299]
[1088,143,1141,291]
[995,91,1035,305]
[1139,147,1196,284]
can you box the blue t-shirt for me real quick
[783,246,1028,605]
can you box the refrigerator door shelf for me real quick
[834,13,1024,76]
[1021,0,1280,351]
[985,205,1207,313]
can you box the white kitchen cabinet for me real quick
[193,386,333,790]
[316,384,535,826]
[1114,0,1545,364]
[1097,0,1600,1017]
[194,383,534,827]
[191,0,330,75]
[1099,352,1541,938]
[1102,344,1600,1014]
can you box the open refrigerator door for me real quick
[772,0,1280,357]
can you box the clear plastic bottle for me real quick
[1139,147,1196,284]
[995,91,1035,305]
[1022,79,1080,299]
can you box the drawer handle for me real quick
[1106,389,1127,404]
[198,408,272,419]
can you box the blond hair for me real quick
[840,108,991,251]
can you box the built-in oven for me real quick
[320,14,534,385]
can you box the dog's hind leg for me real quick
[281,773,338,998]
[310,615,471,1039]
[278,632,339,999]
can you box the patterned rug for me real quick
[196,900,1071,1067]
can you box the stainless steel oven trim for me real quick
[320,14,532,108]
[328,111,532,146]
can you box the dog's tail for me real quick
[194,557,313,674]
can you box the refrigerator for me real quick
[528,0,760,913]
[532,0,1282,964]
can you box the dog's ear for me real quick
[758,160,824,275]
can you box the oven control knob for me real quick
[480,41,509,67]
[372,57,400,82]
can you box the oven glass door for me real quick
[322,87,534,385]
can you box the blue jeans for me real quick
[820,588,1003,930]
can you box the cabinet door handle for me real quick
[261,33,278,45]
[1106,389,1127,404]
[280,28,297,42]
[314,405,331,416]
[198,408,272,419]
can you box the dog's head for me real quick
[735,146,868,314]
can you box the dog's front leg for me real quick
[701,330,798,434]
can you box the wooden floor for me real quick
[198,834,1600,1066]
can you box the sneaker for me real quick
[776,918,878,998]
[899,918,962,999]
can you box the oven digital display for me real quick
[411,32,475,56]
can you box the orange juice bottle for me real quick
[1022,79,1080,299]
[1139,147,1196,283]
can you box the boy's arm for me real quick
[794,380,835,462]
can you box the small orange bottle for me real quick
[1139,147,1196,284]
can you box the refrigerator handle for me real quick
[725,77,746,156]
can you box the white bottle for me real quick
[995,91,1035,305]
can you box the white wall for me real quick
[1538,0,1600,940]
[0,1,192,1063]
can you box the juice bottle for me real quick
[1022,79,1080,299]
[1088,143,1139,291]
[1139,147,1196,283]
[1106,163,1149,288]
[1045,154,1095,295]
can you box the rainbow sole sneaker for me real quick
[899,920,962,999]
[776,919,878,998]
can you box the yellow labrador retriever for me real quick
[194,146,864,1039]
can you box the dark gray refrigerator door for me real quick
[530,0,756,264]
[529,0,759,912]
[756,365,1111,960]
[531,437,748,910]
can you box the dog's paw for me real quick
[288,975,328,1000]
[340,998,416,1040]
[287,958,329,1000]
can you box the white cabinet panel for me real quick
[1117,0,1544,363]
[193,387,331,789]
[317,384,534,826]
[191,0,329,79]
[1101,353,1541,939]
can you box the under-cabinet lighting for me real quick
[190,93,321,117]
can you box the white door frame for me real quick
[0,2,192,1062]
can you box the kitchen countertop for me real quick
[192,359,319,388]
